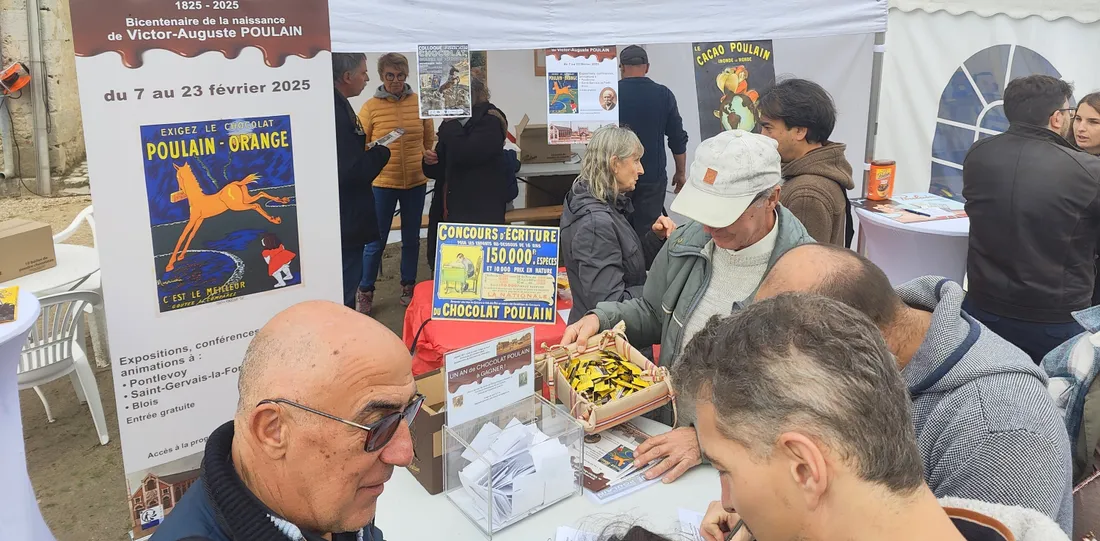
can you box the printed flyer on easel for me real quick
[545,46,619,144]
[69,0,342,538]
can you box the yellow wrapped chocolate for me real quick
[558,348,655,406]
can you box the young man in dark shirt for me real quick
[617,45,689,245]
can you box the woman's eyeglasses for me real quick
[258,394,425,452]
[384,72,409,82]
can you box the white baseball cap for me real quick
[670,130,782,228]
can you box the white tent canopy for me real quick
[876,1,1100,198]
[330,0,886,52]
[892,0,1100,23]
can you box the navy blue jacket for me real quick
[150,421,384,541]
[617,77,688,185]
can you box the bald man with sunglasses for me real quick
[152,301,421,541]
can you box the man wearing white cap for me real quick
[560,129,814,482]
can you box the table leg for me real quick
[0,330,58,540]
[88,304,111,369]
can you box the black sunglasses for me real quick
[258,394,424,452]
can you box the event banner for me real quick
[444,327,536,426]
[692,40,776,139]
[69,0,342,538]
[546,47,619,144]
[417,44,472,119]
[432,223,559,325]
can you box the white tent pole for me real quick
[856,31,886,254]
[861,31,887,198]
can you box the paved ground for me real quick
[2,164,424,540]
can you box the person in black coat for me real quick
[333,53,391,308]
[560,125,673,325]
[423,78,510,270]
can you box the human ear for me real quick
[249,404,290,460]
[793,126,809,142]
[777,432,828,509]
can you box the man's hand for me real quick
[424,149,439,165]
[559,314,601,352]
[672,171,687,194]
[634,427,702,483]
[651,216,677,240]
[701,501,749,541]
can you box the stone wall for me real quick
[0,0,85,192]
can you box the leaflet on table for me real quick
[449,417,575,531]
[417,44,472,119]
[582,421,652,491]
[445,327,536,426]
[852,192,967,224]
[432,223,560,324]
[678,508,706,541]
[546,47,619,144]
[69,0,342,538]
[691,40,776,139]
[0,285,17,323]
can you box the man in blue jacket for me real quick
[150,301,420,541]
[754,244,1074,533]
[618,45,689,246]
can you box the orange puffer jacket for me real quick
[358,87,435,190]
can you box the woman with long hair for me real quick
[1074,92,1100,156]
[560,125,675,325]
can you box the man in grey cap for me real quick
[559,129,814,483]
[618,44,690,247]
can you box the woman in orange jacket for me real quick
[356,53,436,314]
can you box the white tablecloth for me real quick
[855,208,970,286]
[376,417,717,540]
[0,289,55,540]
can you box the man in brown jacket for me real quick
[759,79,854,246]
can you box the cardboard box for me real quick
[409,367,545,495]
[516,114,572,164]
[0,219,55,282]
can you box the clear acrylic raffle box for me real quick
[443,394,584,538]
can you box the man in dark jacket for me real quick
[150,301,419,541]
[333,53,391,308]
[618,45,689,245]
[962,75,1100,363]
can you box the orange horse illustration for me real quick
[164,162,290,272]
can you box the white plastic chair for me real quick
[51,205,110,367]
[17,290,109,445]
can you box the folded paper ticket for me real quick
[368,127,405,148]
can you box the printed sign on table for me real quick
[432,223,559,325]
[445,328,536,426]
[417,44,472,119]
[69,0,342,538]
[546,47,619,144]
[692,40,775,139]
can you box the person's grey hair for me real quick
[332,52,366,83]
[377,52,409,77]
[471,77,490,105]
[672,293,925,494]
[577,125,644,204]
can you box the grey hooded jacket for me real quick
[898,276,1074,533]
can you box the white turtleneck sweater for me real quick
[680,216,779,347]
